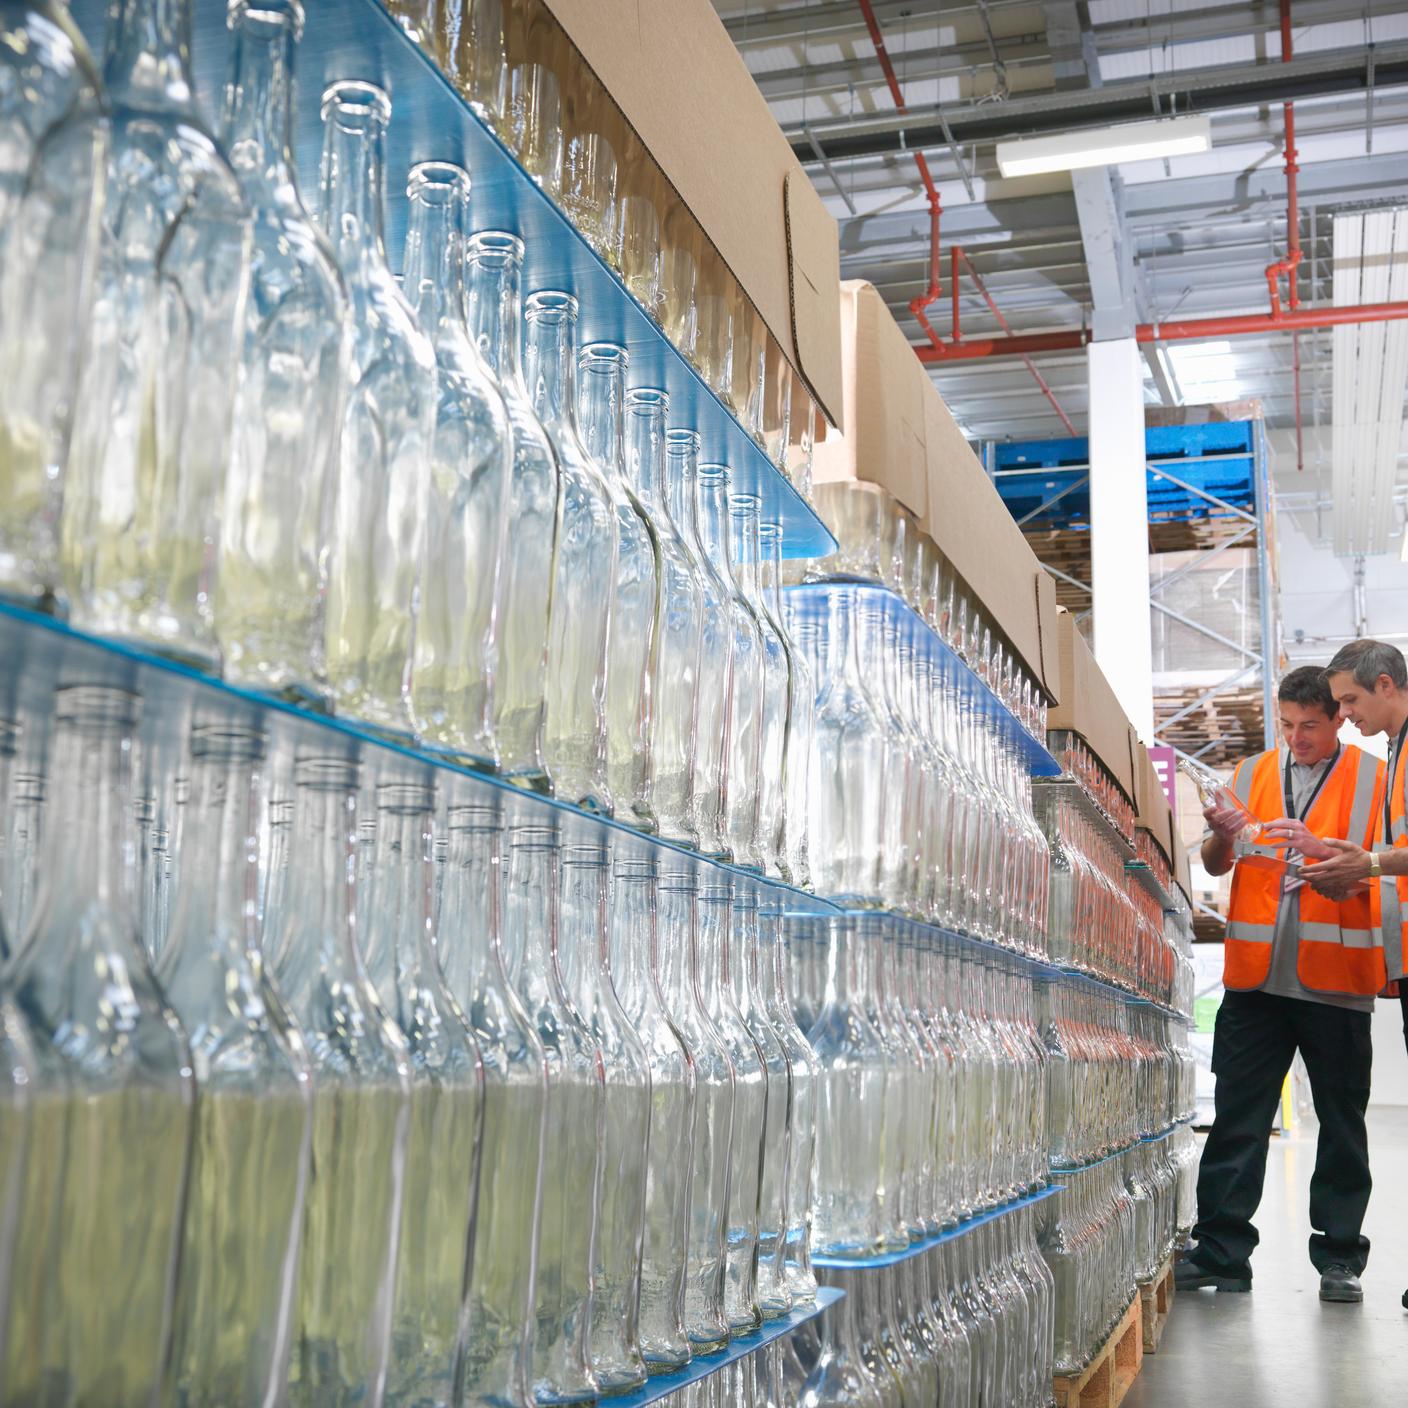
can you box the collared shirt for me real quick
[1262,750,1374,1011]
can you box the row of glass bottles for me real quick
[787,588,1050,951]
[0,0,821,882]
[1040,978,1191,1171]
[0,686,823,1408]
[383,0,821,489]
[1132,828,1174,894]
[1046,731,1137,841]
[796,481,1049,746]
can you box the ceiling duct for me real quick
[1331,208,1408,557]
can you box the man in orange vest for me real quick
[1176,666,1384,1304]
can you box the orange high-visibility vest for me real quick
[1377,732,1408,981]
[1224,744,1385,996]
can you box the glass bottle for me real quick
[465,231,555,792]
[668,430,732,861]
[527,291,617,815]
[800,1271,884,1408]
[362,781,485,1408]
[760,521,812,890]
[502,823,603,1404]
[3,686,193,1407]
[446,0,505,127]
[403,162,513,766]
[733,888,793,1319]
[761,904,817,1304]
[215,0,348,699]
[657,867,734,1355]
[0,994,35,1384]
[271,755,413,1407]
[62,0,250,665]
[733,497,789,880]
[0,0,106,607]
[699,466,763,871]
[156,722,312,1406]
[578,343,660,833]
[318,80,436,735]
[697,881,767,1332]
[629,393,704,849]
[440,804,547,1408]
[1,764,45,952]
[559,840,651,1393]
[610,856,695,1374]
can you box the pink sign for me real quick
[1148,745,1177,822]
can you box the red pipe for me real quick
[1270,0,1305,469]
[914,300,1408,361]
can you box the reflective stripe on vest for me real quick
[1224,744,1386,996]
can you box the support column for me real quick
[1088,336,1155,739]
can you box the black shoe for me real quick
[1174,1256,1251,1293]
[1319,1265,1363,1304]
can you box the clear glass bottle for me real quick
[0,993,35,1381]
[668,430,732,861]
[440,804,547,1408]
[657,867,735,1355]
[270,756,413,1407]
[502,823,603,1404]
[1,763,45,953]
[578,343,660,833]
[404,163,513,767]
[362,781,485,1408]
[732,888,793,1319]
[733,497,789,880]
[697,881,766,1332]
[527,291,617,815]
[559,840,651,1393]
[465,231,555,793]
[761,904,817,1304]
[610,855,695,1374]
[156,722,312,1405]
[699,466,763,871]
[760,521,812,890]
[3,686,193,1407]
[0,0,106,607]
[318,80,436,736]
[215,0,348,699]
[629,393,703,849]
[800,1271,884,1408]
[62,0,250,664]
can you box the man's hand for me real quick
[1303,838,1374,900]
[1260,818,1336,861]
[1204,801,1248,843]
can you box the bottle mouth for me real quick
[626,388,668,410]
[507,823,559,850]
[697,462,730,486]
[228,0,305,40]
[293,754,360,791]
[468,230,525,267]
[560,843,610,868]
[376,781,436,815]
[727,491,761,514]
[407,161,471,204]
[447,803,501,831]
[613,858,656,881]
[578,342,629,371]
[665,428,700,452]
[321,79,392,130]
[190,721,267,763]
[524,290,579,324]
[54,684,141,730]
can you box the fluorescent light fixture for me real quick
[995,115,1212,178]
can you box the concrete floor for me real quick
[1125,1108,1408,1408]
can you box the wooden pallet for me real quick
[1053,1294,1144,1408]
[1140,1255,1176,1353]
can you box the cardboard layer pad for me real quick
[542,0,843,427]
[1047,609,1138,807]
[812,281,1061,703]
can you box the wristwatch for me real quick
[1369,851,1383,880]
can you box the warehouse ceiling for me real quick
[712,0,1408,499]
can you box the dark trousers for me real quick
[1193,988,1372,1277]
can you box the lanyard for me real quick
[1386,718,1408,842]
[1283,744,1338,823]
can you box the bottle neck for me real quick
[665,438,698,535]
[504,841,558,991]
[656,881,697,1010]
[576,356,626,481]
[696,892,732,999]
[403,185,470,341]
[734,510,763,608]
[443,820,502,1014]
[629,399,673,523]
[733,902,759,1007]
[609,871,654,1001]
[697,477,733,579]
[163,747,261,968]
[467,251,524,382]
[559,855,609,1008]
[364,802,436,1000]
[221,6,298,194]
[523,309,578,432]
[103,0,196,109]
[320,107,389,269]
